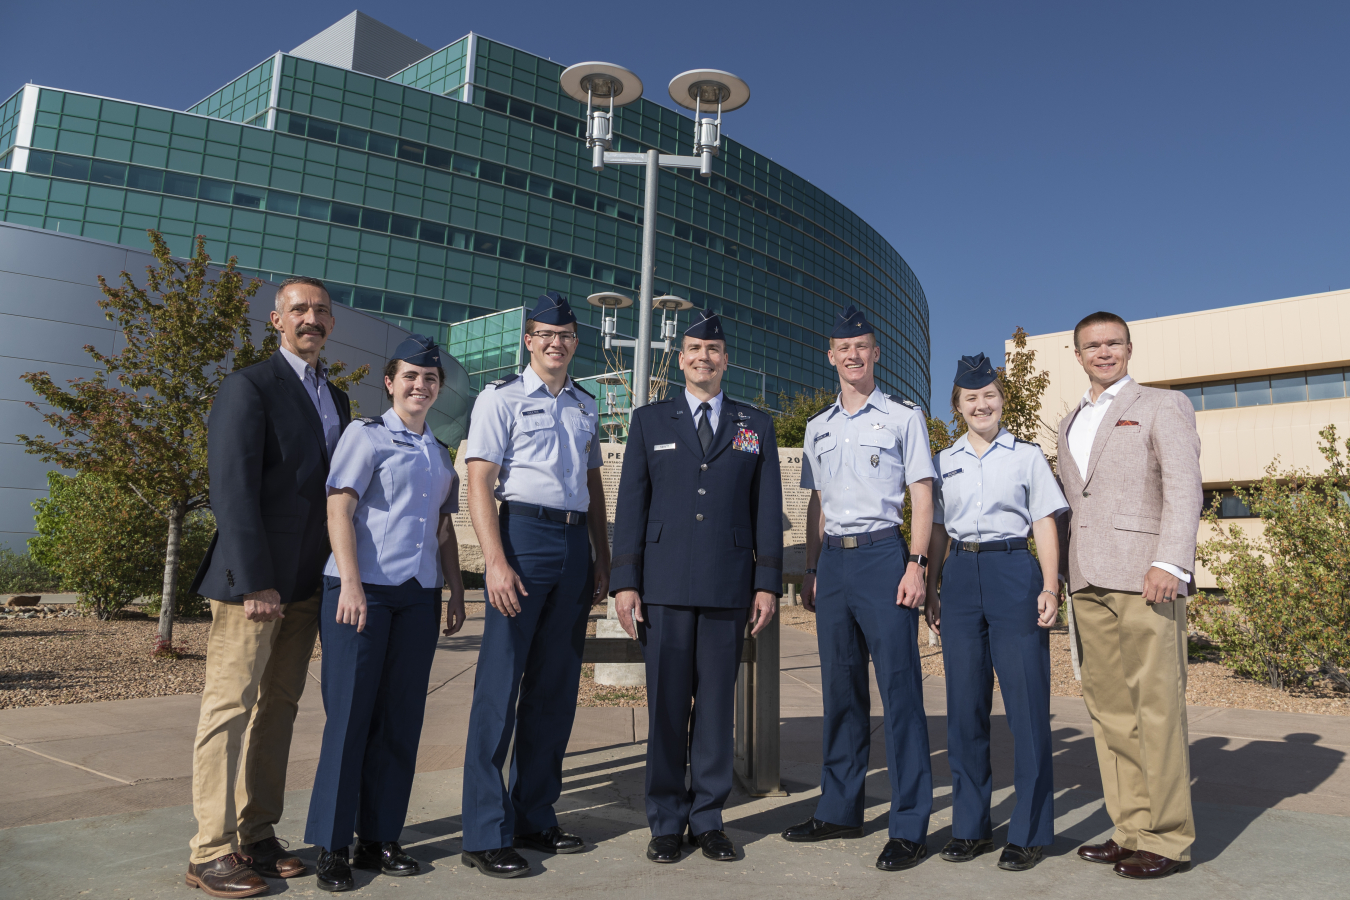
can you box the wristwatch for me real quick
[804,568,817,575]
[908,554,928,568]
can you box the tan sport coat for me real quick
[1058,379,1203,596]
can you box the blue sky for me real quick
[4,1,1347,407]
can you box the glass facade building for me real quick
[0,22,930,411]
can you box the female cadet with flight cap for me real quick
[304,335,467,892]
[925,352,1068,872]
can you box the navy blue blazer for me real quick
[191,351,351,604]
[610,396,783,607]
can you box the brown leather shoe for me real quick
[242,837,306,878]
[185,853,269,898]
[1077,838,1134,864]
[1114,850,1190,879]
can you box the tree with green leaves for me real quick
[1194,425,1350,692]
[29,471,213,621]
[19,230,366,649]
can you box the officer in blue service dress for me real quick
[611,308,783,865]
[925,353,1068,872]
[305,335,467,892]
[459,292,610,878]
[782,305,937,872]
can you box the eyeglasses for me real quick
[529,330,578,344]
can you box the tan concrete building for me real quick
[1013,288,1350,588]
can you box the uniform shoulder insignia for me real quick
[572,380,596,399]
[807,405,832,422]
[487,373,521,389]
[898,398,920,410]
[357,416,382,426]
[1014,438,1042,449]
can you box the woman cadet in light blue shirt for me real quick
[925,353,1068,873]
[304,335,466,892]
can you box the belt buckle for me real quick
[841,536,859,549]
[961,541,980,553]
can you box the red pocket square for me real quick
[1116,419,1140,426]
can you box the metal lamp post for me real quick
[561,62,750,412]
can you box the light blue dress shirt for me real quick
[932,429,1068,542]
[323,408,459,588]
[279,345,339,455]
[800,388,936,535]
[466,365,602,512]
[685,388,723,433]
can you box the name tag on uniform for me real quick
[654,443,676,451]
[943,468,963,479]
[393,439,414,448]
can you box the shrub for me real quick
[0,547,60,594]
[1195,426,1350,692]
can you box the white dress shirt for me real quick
[685,388,723,434]
[1069,375,1189,583]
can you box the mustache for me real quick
[296,324,327,337]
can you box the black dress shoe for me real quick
[688,829,736,861]
[461,847,530,878]
[515,826,585,855]
[998,843,1044,871]
[781,817,865,843]
[940,837,994,862]
[316,846,354,892]
[876,838,928,871]
[352,840,420,876]
[647,834,683,863]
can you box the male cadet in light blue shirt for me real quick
[925,352,1067,873]
[460,291,610,878]
[783,305,938,873]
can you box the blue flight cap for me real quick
[683,308,725,341]
[391,333,442,368]
[831,304,874,338]
[954,352,997,389]
[527,290,577,326]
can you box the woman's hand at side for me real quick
[336,581,368,632]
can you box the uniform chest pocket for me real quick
[513,413,558,462]
[562,409,596,455]
[857,430,899,480]
[812,434,839,482]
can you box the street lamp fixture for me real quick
[562,62,751,412]
[587,291,691,352]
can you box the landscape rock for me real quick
[6,595,40,607]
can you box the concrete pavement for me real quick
[1,618,1347,899]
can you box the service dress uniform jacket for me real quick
[610,393,783,838]
[932,429,1067,849]
[305,407,460,853]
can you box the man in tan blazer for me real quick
[1057,311,1202,880]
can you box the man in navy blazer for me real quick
[186,277,351,897]
[612,308,783,865]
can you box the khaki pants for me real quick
[1072,587,1194,861]
[189,593,320,863]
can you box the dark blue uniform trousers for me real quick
[639,603,748,837]
[305,577,440,852]
[815,537,933,842]
[461,512,592,851]
[940,546,1054,847]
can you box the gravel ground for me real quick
[778,605,1350,716]
[5,604,1344,716]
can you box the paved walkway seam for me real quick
[12,744,133,785]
